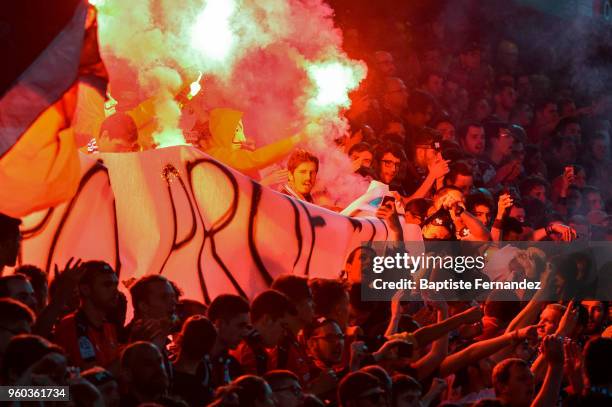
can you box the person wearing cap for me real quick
[401,127,450,200]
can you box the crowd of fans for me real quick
[2,2,612,407]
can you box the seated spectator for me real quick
[0,274,38,312]
[207,294,251,387]
[54,261,120,370]
[119,341,169,406]
[281,149,319,203]
[171,315,217,406]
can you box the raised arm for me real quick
[531,335,564,407]
[439,325,538,377]
[410,306,449,381]
[411,306,483,346]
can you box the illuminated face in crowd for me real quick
[379,152,402,184]
[344,247,375,284]
[537,306,562,337]
[472,204,492,226]
[307,321,345,366]
[289,161,317,196]
[461,126,485,156]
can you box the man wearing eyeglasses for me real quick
[303,318,346,403]
[265,370,305,407]
[373,142,407,195]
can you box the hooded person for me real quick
[205,108,303,179]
